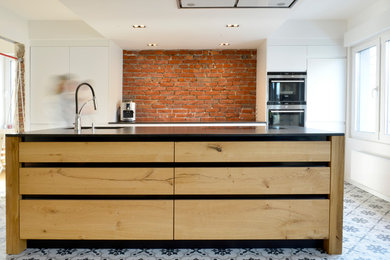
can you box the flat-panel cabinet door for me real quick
[175,200,329,240]
[70,47,109,125]
[306,58,346,132]
[20,200,173,240]
[267,46,307,72]
[30,47,70,127]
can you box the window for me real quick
[351,40,380,140]
[351,32,390,143]
[355,45,378,133]
[0,55,17,129]
[380,34,390,141]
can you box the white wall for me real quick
[0,5,28,44]
[268,20,346,46]
[344,0,390,47]
[0,4,30,130]
[108,41,123,122]
[29,20,105,40]
[256,40,267,122]
[345,1,390,201]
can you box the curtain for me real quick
[15,43,25,132]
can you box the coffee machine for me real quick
[120,101,136,122]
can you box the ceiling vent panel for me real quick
[237,0,295,8]
[178,0,297,8]
[180,0,236,8]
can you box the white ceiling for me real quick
[0,0,79,20]
[0,0,379,49]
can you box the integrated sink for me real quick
[94,126,123,129]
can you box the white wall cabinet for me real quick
[30,43,122,130]
[306,58,346,132]
[266,44,347,131]
[30,46,70,128]
[267,46,307,72]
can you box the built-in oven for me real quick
[267,72,306,105]
[267,72,307,127]
[268,105,305,128]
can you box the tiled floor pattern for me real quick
[1,182,389,260]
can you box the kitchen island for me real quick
[6,126,344,255]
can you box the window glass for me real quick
[385,41,390,135]
[0,57,16,129]
[355,46,377,133]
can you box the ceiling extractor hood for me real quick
[178,0,297,8]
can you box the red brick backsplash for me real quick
[122,49,256,122]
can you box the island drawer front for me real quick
[175,167,330,195]
[175,200,329,240]
[175,141,331,162]
[20,168,174,195]
[20,200,173,240]
[19,142,174,162]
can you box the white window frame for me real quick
[351,38,380,141]
[380,31,390,142]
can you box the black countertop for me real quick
[9,126,344,142]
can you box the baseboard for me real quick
[346,178,390,202]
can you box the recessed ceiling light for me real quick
[132,25,146,29]
[277,2,286,6]
[220,43,230,46]
[147,43,158,47]
[226,24,239,28]
[186,3,195,7]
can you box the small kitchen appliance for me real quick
[120,101,136,122]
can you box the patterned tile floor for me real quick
[1,182,390,260]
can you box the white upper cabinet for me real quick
[267,46,307,72]
[30,43,122,130]
[30,47,70,127]
[70,47,109,126]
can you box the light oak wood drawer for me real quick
[20,200,173,240]
[20,168,173,195]
[175,200,329,240]
[175,167,330,195]
[175,141,330,162]
[19,142,174,162]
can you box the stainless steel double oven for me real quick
[267,72,306,128]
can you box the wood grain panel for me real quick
[19,142,174,162]
[5,136,26,254]
[20,168,173,195]
[175,167,330,195]
[175,200,329,240]
[175,141,330,162]
[20,200,173,240]
[324,136,345,254]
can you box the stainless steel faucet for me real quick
[74,82,97,133]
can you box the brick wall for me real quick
[123,49,257,122]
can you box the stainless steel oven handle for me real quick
[270,80,305,83]
[270,110,305,113]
